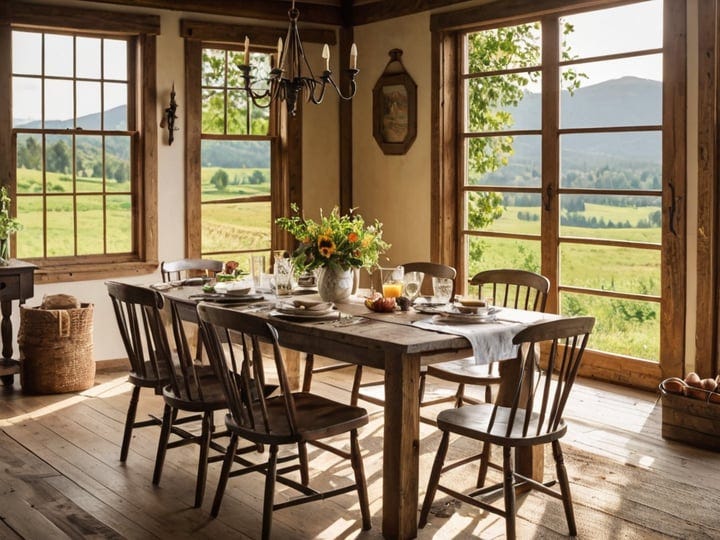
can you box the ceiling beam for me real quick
[352,0,472,26]
[71,0,343,26]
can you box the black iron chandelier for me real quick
[238,0,359,117]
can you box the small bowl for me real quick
[455,305,480,314]
[457,298,487,308]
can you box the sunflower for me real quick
[317,235,336,258]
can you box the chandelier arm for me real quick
[323,69,359,101]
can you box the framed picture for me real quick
[372,50,417,155]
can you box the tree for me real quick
[248,169,266,185]
[47,140,71,174]
[211,169,229,191]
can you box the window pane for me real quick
[45,134,73,179]
[560,58,662,129]
[76,135,103,192]
[46,196,75,256]
[15,196,43,258]
[466,22,541,73]
[202,49,226,87]
[202,89,225,134]
[13,32,42,75]
[466,236,541,281]
[107,195,132,252]
[45,79,74,125]
[201,140,270,202]
[466,135,541,187]
[12,77,41,127]
[202,201,271,255]
[227,50,243,88]
[561,1,662,59]
[76,36,102,79]
[560,131,661,169]
[103,39,127,80]
[560,244,660,296]
[104,82,128,129]
[227,90,249,135]
[77,195,104,254]
[559,194,661,243]
[16,134,42,194]
[77,81,102,129]
[45,34,73,77]
[106,136,132,192]
[561,292,659,361]
[466,191,542,235]
[466,75,541,132]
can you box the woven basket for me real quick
[18,303,95,394]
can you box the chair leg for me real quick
[350,429,371,530]
[552,440,577,536]
[152,403,173,485]
[194,411,214,507]
[350,366,363,406]
[418,371,427,404]
[120,385,141,461]
[298,441,310,486]
[302,353,314,392]
[211,434,238,518]
[419,430,450,528]
[484,384,493,403]
[502,446,517,540]
[454,383,466,408]
[476,441,491,488]
[261,445,279,540]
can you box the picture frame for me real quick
[372,49,417,155]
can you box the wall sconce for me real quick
[160,83,179,145]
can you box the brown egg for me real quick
[701,378,718,392]
[662,377,687,395]
[685,372,702,387]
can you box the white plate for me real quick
[274,306,336,317]
[413,305,447,314]
[432,311,498,324]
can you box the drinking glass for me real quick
[381,266,404,298]
[403,271,424,301]
[250,254,266,289]
[273,251,293,296]
[432,276,453,304]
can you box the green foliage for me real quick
[211,169,229,191]
[248,170,266,185]
[0,187,22,240]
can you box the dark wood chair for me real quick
[198,303,371,539]
[419,316,595,539]
[106,281,170,462]
[160,258,224,283]
[426,268,550,408]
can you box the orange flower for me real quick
[347,232,359,243]
[317,235,336,258]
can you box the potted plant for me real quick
[276,204,390,302]
[0,187,22,265]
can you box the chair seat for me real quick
[128,360,171,388]
[162,374,227,411]
[436,403,567,447]
[427,357,502,385]
[228,392,369,445]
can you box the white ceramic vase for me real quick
[316,266,356,303]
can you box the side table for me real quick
[0,260,36,386]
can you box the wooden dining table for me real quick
[160,286,553,539]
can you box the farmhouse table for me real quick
[160,286,553,539]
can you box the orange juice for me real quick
[382,282,403,298]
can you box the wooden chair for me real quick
[426,269,550,408]
[351,262,457,407]
[160,258,223,283]
[419,316,595,539]
[106,281,170,462]
[198,303,371,539]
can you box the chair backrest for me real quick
[106,281,170,383]
[470,269,550,312]
[161,258,223,283]
[402,261,457,297]
[491,317,595,438]
[198,303,297,441]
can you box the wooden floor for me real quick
[1,359,719,539]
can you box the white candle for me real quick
[243,36,250,65]
[350,43,357,70]
[277,37,283,62]
[321,43,330,71]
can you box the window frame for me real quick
[431,0,687,390]
[0,1,160,283]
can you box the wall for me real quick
[12,0,340,361]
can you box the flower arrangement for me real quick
[276,204,390,272]
[0,187,22,264]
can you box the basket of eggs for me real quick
[659,372,720,450]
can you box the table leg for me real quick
[382,351,420,539]
[0,299,16,386]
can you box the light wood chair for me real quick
[160,258,223,283]
[106,281,170,462]
[198,303,371,539]
[426,268,550,408]
[419,316,595,539]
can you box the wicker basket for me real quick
[18,303,95,394]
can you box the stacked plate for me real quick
[431,305,500,324]
[272,300,337,320]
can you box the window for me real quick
[433,0,685,389]
[1,4,159,281]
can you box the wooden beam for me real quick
[180,19,336,46]
[69,0,343,26]
[339,23,353,214]
[352,0,468,26]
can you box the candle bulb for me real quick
[321,43,330,71]
[277,37,283,63]
[243,35,250,65]
[350,43,357,70]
